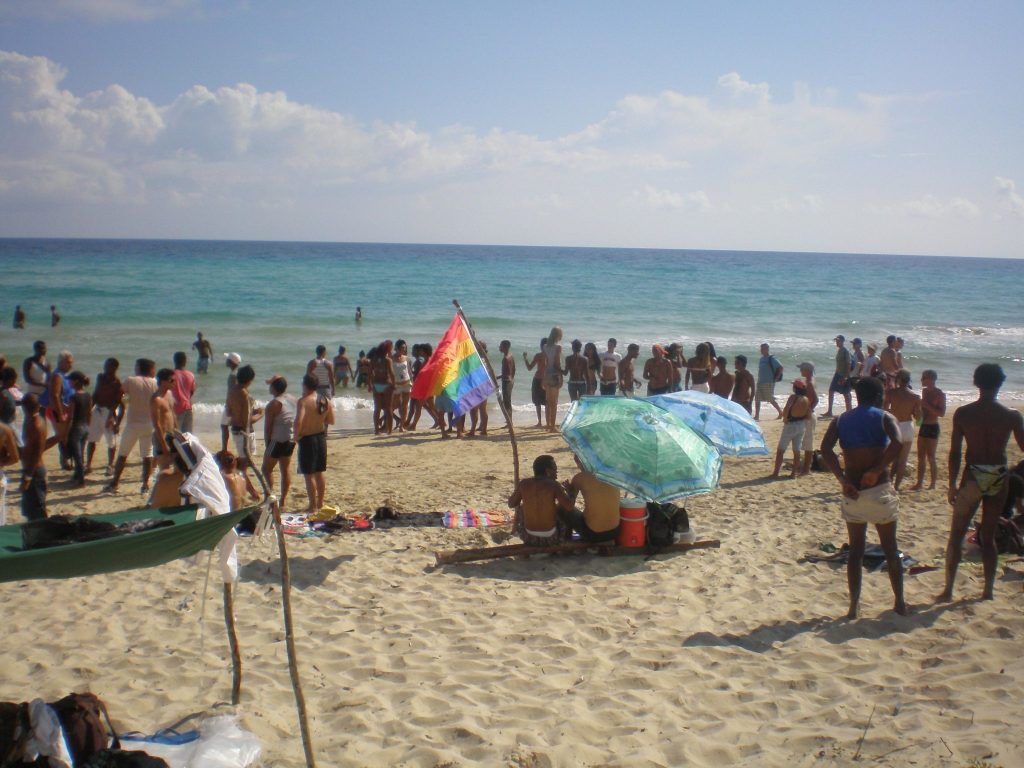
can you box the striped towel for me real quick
[443,509,513,528]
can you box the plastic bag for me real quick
[120,716,260,768]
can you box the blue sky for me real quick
[0,0,1022,256]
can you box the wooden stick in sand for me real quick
[435,539,721,566]
[452,299,520,487]
[223,582,242,705]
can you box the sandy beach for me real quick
[2,410,1023,767]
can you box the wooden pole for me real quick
[453,299,521,488]
[223,583,242,705]
[434,539,721,566]
[272,500,318,768]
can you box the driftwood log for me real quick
[434,538,720,566]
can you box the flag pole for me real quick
[452,299,520,490]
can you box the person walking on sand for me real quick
[731,355,754,413]
[754,343,783,420]
[262,375,297,508]
[13,306,25,329]
[565,340,589,402]
[192,332,212,374]
[823,335,853,417]
[507,454,575,546]
[884,369,921,490]
[499,340,516,413]
[770,380,810,479]
[798,362,819,475]
[20,394,50,520]
[294,373,334,515]
[910,370,946,490]
[523,339,547,427]
[599,338,621,396]
[171,351,196,434]
[86,358,123,475]
[107,359,158,494]
[820,377,906,618]
[939,364,1024,603]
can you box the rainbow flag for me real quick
[411,314,495,417]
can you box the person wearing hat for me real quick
[221,352,241,452]
[770,379,811,479]
[862,343,881,379]
[822,335,853,418]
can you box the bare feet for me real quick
[846,604,859,620]
[894,600,908,616]
[936,588,954,603]
[909,483,922,491]
[981,587,994,601]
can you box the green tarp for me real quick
[0,504,254,583]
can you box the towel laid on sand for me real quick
[443,509,513,529]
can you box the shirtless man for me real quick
[939,364,1024,602]
[910,370,946,490]
[228,365,263,494]
[879,335,900,390]
[710,356,734,398]
[293,373,335,514]
[13,305,25,329]
[883,369,922,490]
[87,358,123,475]
[149,450,187,509]
[642,344,674,396]
[564,340,590,402]
[731,355,754,414]
[820,377,906,618]
[560,454,620,543]
[798,362,819,474]
[618,344,641,397]
[221,352,241,451]
[523,339,546,426]
[598,338,620,396]
[0,418,19,517]
[150,368,178,456]
[498,340,516,414]
[108,359,157,493]
[215,451,249,511]
[192,332,212,374]
[507,454,575,546]
[20,394,49,520]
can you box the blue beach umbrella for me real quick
[644,390,769,457]
[560,396,722,502]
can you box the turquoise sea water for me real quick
[1,239,1022,428]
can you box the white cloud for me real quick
[771,195,823,213]
[995,176,1024,217]
[717,72,771,103]
[635,186,712,212]
[869,194,981,220]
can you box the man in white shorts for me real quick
[107,358,157,493]
[798,362,818,475]
[221,352,241,452]
[87,357,123,475]
[819,377,906,618]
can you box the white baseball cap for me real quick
[224,352,241,365]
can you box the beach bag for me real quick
[49,692,119,767]
[645,502,689,549]
[0,701,35,765]
[83,749,170,768]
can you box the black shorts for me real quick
[267,440,296,459]
[531,378,545,407]
[568,381,587,400]
[297,432,327,475]
[829,372,851,394]
[648,385,670,396]
[919,423,940,440]
[22,466,47,521]
[599,382,617,396]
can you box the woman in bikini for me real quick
[685,342,714,392]
[370,341,395,434]
[583,342,601,396]
[391,339,412,432]
[542,326,563,433]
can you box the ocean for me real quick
[1,239,1022,430]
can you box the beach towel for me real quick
[443,509,513,529]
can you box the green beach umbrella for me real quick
[560,396,722,502]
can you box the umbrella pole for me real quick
[452,299,520,488]
[223,582,242,705]
[272,500,318,768]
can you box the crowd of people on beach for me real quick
[2,318,1023,616]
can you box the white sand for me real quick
[1,411,1022,767]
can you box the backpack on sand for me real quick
[645,502,689,549]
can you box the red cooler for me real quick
[618,499,648,547]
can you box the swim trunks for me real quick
[918,423,940,440]
[297,432,327,475]
[531,378,545,407]
[841,482,899,525]
[952,468,1009,520]
[568,381,587,400]
[968,464,1007,497]
[599,382,617,396]
[648,385,670,396]
[231,428,256,460]
[829,372,851,394]
[898,420,915,443]
[756,382,775,402]
[778,420,805,453]
[690,382,710,394]
[266,440,296,459]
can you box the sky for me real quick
[0,0,1022,257]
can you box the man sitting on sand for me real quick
[820,377,906,618]
[560,455,620,543]
[939,364,1024,603]
[508,454,575,547]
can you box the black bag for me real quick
[995,517,1024,555]
[84,749,171,768]
[645,502,689,549]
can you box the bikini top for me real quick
[836,406,889,450]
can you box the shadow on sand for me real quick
[241,553,354,590]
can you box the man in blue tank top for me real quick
[820,376,906,618]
